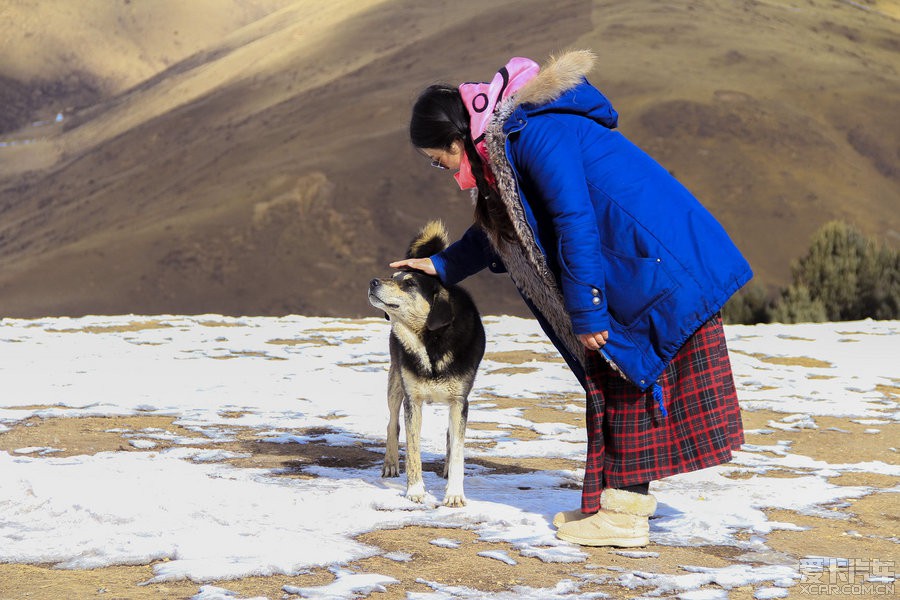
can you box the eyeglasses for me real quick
[430,157,449,170]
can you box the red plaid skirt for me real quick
[581,314,744,513]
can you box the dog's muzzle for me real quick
[368,279,384,303]
[368,279,397,309]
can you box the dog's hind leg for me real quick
[403,394,426,503]
[382,364,403,478]
[442,397,468,507]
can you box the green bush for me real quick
[721,281,772,325]
[769,284,828,323]
[771,221,899,323]
[723,221,898,324]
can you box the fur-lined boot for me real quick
[555,488,657,547]
[552,508,588,528]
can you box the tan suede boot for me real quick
[556,488,657,547]
[552,509,589,528]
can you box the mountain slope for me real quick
[0,0,897,318]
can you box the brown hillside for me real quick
[0,0,898,319]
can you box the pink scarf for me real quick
[454,57,540,190]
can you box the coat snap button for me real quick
[591,288,600,296]
[592,297,601,305]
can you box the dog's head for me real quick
[367,220,453,331]
[368,269,453,331]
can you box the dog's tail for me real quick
[406,220,449,259]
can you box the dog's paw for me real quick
[405,481,426,503]
[442,494,467,508]
[405,491,427,503]
[382,461,400,478]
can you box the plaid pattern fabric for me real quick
[581,314,744,513]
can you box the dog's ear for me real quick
[426,288,453,331]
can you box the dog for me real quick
[367,221,485,507]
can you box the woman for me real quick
[392,50,751,547]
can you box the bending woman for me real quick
[392,50,751,547]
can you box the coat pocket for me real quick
[601,246,677,328]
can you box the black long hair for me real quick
[409,84,515,244]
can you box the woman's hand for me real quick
[578,331,609,351]
[389,257,436,276]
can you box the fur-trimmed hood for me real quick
[513,49,598,109]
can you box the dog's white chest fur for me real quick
[391,322,428,365]
[391,322,457,377]
[400,367,468,404]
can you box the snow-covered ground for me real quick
[0,315,897,599]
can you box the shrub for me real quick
[771,221,899,323]
[770,284,828,323]
[721,281,772,324]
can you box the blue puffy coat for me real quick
[431,51,752,391]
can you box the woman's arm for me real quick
[390,224,499,285]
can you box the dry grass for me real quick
[732,350,834,369]
[43,322,174,334]
[485,350,563,364]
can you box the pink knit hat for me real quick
[450,57,539,191]
[459,57,541,163]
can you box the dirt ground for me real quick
[0,399,896,600]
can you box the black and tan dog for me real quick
[367,221,485,507]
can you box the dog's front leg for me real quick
[443,397,468,507]
[403,395,426,503]
[382,365,402,478]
